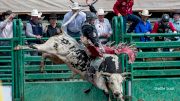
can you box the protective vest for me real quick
[82,22,100,47]
[29,20,43,36]
[45,24,61,37]
[156,21,171,41]
[157,21,171,33]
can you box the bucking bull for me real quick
[14,11,136,101]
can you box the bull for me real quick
[14,11,136,101]
[14,32,134,101]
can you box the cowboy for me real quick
[81,12,135,63]
[135,9,152,42]
[26,9,43,39]
[25,9,43,58]
[62,2,86,37]
[113,0,141,33]
[95,9,112,44]
[44,13,61,37]
[152,14,177,41]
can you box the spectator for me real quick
[171,11,180,33]
[25,9,43,58]
[135,9,152,42]
[95,9,112,44]
[152,14,177,41]
[26,9,43,40]
[0,10,15,39]
[0,10,16,65]
[113,0,140,33]
[62,2,86,37]
[44,13,61,37]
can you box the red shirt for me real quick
[152,22,176,33]
[113,0,134,16]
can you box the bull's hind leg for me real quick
[40,53,48,73]
[14,45,37,50]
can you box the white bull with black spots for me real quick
[14,32,134,101]
[14,10,136,101]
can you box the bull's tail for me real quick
[115,43,137,64]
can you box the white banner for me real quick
[0,0,179,13]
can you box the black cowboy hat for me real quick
[49,13,58,19]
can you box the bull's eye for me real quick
[110,82,114,85]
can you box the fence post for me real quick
[12,19,20,101]
[112,16,125,44]
[12,19,24,101]
[17,19,24,101]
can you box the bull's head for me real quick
[101,72,130,101]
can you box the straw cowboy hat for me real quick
[70,2,81,10]
[97,8,108,15]
[139,9,152,16]
[31,9,42,17]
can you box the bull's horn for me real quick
[101,72,111,77]
[121,72,131,76]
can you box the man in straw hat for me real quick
[95,8,112,44]
[26,9,43,39]
[25,9,44,59]
[113,0,140,33]
[135,9,152,42]
[62,2,86,37]
[44,13,61,37]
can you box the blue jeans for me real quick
[123,14,141,33]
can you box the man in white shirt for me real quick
[0,10,16,59]
[95,9,112,44]
[62,2,86,37]
[0,10,16,38]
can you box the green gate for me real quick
[112,16,180,101]
[126,34,180,101]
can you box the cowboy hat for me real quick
[70,2,81,10]
[97,9,108,16]
[49,13,58,19]
[139,9,152,16]
[31,9,41,17]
